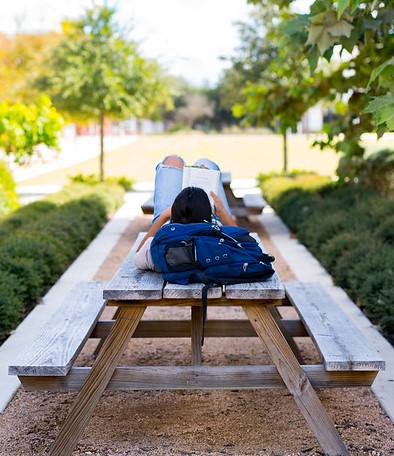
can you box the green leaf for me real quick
[376,124,388,139]
[368,57,394,86]
[307,45,320,73]
[232,104,245,118]
[337,0,350,19]
[306,10,353,54]
[327,19,353,38]
[280,15,309,36]
[364,94,394,130]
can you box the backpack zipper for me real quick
[211,224,244,249]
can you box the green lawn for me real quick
[19,132,391,186]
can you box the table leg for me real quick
[268,306,304,364]
[243,304,349,456]
[191,306,203,365]
[93,306,120,357]
[49,305,146,456]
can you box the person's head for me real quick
[171,186,212,224]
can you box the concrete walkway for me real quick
[0,192,393,424]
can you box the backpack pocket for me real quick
[164,239,198,271]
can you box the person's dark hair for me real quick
[171,187,212,224]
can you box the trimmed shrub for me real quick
[375,216,394,244]
[0,200,57,241]
[0,182,125,341]
[359,149,394,196]
[260,175,394,344]
[0,272,25,336]
[337,149,394,196]
[69,173,134,191]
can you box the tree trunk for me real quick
[99,109,105,182]
[282,130,288,173]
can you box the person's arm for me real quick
[210,191,237,226]
[136,206,172,252]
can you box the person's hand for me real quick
[210,191,225,217]
[210,191,237,226]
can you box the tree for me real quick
[38,4,172,181]
[175,93,214,129]
[0,95,63,164]
[227,4,326,172]
[0,32,60,103]
[248,0,394,163]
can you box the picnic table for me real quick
[141,172,265,219]
[9,232,385,455]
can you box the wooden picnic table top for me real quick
[103,234,284,303]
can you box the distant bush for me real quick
[337,148,394,196]
[0,182,124,340]
[69,173,134,191]
[260,175,394,344]
[359,149,394,196]
[258,172,331,232]
[0,161,19,217]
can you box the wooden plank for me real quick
[90,319,307,339]
[224,278,285,300]
[163,282,223,299]
[243,193,265,214]
[230,206,249,218]
[9,282,107,377]
[19,365,378,391]
[104,232,223,301]
[224,232,284,300]
[285,282,386,372]
[243,304,349,455]
[103,233,164,301]
[48,305,146,456]
[141,195,154,214]
[104,269,165,301]
[104,232,284,302]
[221,171,231,185]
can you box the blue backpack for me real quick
[151,222,275,343]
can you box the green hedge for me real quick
[0,183,124,341]
[260,175,394,344]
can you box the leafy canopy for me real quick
[247,0,393,159]
[0,95,63,164]
[39,5,172,121]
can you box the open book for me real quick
[182,165,220,207]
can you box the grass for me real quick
[19,133,341,186]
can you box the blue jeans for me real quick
[152,156,232,223]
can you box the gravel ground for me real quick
[0,215,393,456]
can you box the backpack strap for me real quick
[195,272,222,346]
[161,280,167,298]
[201,283,214,346]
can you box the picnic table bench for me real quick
[9,233,385,456]
[141,172,265,219]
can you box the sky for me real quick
[0,0,256,86]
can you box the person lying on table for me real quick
[134,154,236,271]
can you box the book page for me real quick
[182,166,220,206]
